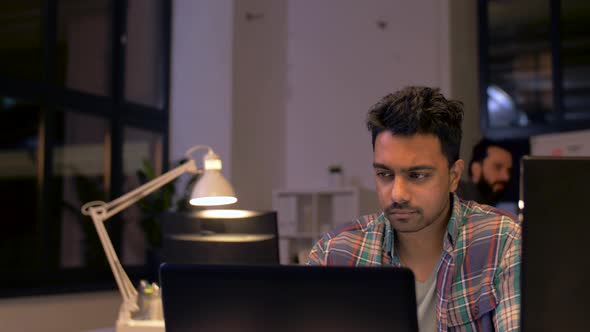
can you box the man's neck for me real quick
[396,203,451,281]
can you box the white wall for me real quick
[231,0,287,210]
[169,0,479,209]
[169,0,234,177]
[284,0,453,191]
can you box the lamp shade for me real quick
[189,149,237,206]
[189,169,237,206]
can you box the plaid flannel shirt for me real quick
[307,194,521,332]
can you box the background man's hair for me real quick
[468,138,513,177]
[366,86,464,166]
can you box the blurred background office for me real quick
[1,0,590,331]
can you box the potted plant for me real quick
[135,158,199,276]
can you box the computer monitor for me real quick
[520,156,590,331]
[161,209,279,265]
[160,263,418,332]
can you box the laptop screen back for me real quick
[160,264,418,332]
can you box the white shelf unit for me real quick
[272,187,362,265]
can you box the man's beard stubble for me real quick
[476,175,508,206]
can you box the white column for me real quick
[170,0,234,176]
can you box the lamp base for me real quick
[116,318,164,332]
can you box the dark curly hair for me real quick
[366,86,464,166]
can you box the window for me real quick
[479,0,590,139]
[0,0,171,296]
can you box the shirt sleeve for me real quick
[493,224,521,331]
[306,235,329,266]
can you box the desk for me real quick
[85,319,164,332]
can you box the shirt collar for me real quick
[380,212,394,261]
[444,193,464,251]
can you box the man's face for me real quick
[373,132,463,233]
[472,146,513,195]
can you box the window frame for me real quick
[0,0,172,297]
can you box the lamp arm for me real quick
[88,207,139,314]
[81,159,199,314]
[104,160,198,220]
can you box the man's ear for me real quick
[450,159,464,192]
[471,161,482,182]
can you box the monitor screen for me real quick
[161,210,279,265]
[520,156,590,331]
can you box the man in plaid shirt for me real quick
[307,87,520,332]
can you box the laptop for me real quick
[520,156,590,331]
[160,263,418,332]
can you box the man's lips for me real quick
[388,210,417,218]
[493,183,505,190]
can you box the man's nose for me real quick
[500,168,511,181]
[391,177,410,203]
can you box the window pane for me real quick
[0,97,42,272]
[488,0,552,128]
[125,0,164,108]
[121,127,164,269]
[561,0,590,120]
[53,111,109,270]
[0,1,43,81]
[57,0,112,95]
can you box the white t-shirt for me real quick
[415,266,437,332]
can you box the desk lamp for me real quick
[81,145,237,332]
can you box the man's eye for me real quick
[376,171,392,178]
[408,172,428,180]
